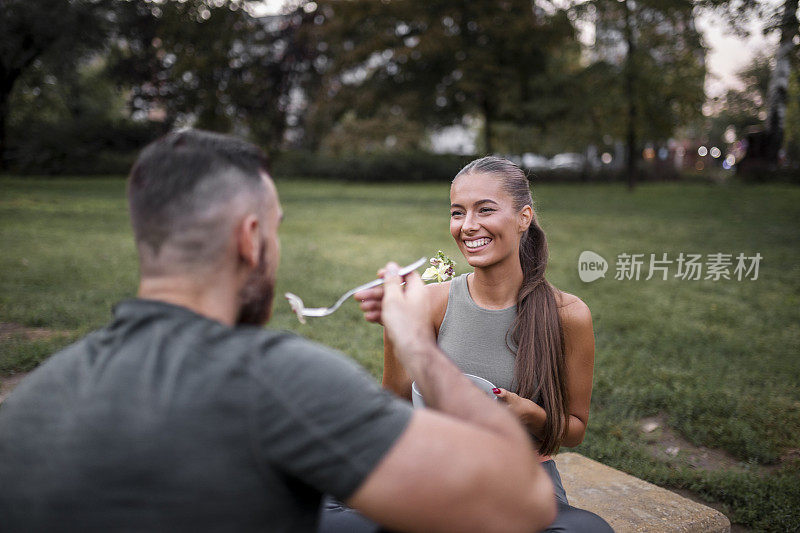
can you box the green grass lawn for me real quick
[1,176,799,531]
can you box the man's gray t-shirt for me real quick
[0,299,412,532]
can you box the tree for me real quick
[710,54,770,135]
[6,55,158,174]
[306,0,579,154]
[107,0,321,153]
[0,0,112,169]
[578,0,706,188]
[764,0,799,165]
[702,0,800,169]
[622,0,638,189]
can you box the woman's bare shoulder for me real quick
[425,280,451,329]
[425,280,451,307]
[554,290,592,327]
[425,277,452,290]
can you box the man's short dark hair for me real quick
[128,129,270,272]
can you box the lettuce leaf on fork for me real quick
[421,250,456,283]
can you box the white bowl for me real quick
[411,374,498,409]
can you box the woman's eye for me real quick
[450,211,463,217]
[479,208,495,213]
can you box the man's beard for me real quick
[236,240,275,326]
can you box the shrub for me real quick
[271,151,474,182]
[272,151,687,184]
[6,118,161,176]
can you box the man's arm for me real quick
[379,280,449,402]
[348,354,556,533]
[347,264,556,533]
[381,329,413,401]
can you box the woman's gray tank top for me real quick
[436,273,518,391]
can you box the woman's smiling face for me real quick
[450,172,527,269]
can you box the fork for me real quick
[284,257,427,324]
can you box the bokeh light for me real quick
[724,126,736,144]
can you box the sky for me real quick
[697,10,779,98]
[246,0,781,100]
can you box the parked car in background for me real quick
[522,153,551,171]
[550,153,586,171]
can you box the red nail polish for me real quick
[493,388,501,394]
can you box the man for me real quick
[0,130,556,532]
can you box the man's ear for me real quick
[236,214,261,268]
[519,205,533,233]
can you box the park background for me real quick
[1,0,798,531]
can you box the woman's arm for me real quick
[494,296,595,448]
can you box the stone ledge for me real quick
[553,452,730,533]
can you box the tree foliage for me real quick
[305,0,580,153]
[107,0,321,152]
[711,54,770,135]
[569,0,705,187]
[1,0,716,175]
[7,56,158,174]
[700,0,800,168]
[0,0,114,168]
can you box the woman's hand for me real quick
[493,388,546,436]
[353,268,388,324]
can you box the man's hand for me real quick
[355,262,435,378]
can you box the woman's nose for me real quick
[463,212,480,232]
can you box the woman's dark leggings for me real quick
[317,459,614,532]
[540,459,614,532]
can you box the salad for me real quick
[422,251,456,282]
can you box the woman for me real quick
[381,156,611,532]
[321,156,611,533]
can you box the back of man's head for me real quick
[128,129,270,276]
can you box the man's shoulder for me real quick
[228,324,297,351]
[240,327,364,378]
[22,329,105,377]
[234,326,331,359]
[0,329,105,412]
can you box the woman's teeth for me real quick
[465,238,491,249]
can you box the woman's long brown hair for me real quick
[455,156,569,456]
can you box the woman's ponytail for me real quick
[513,216,568,456]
